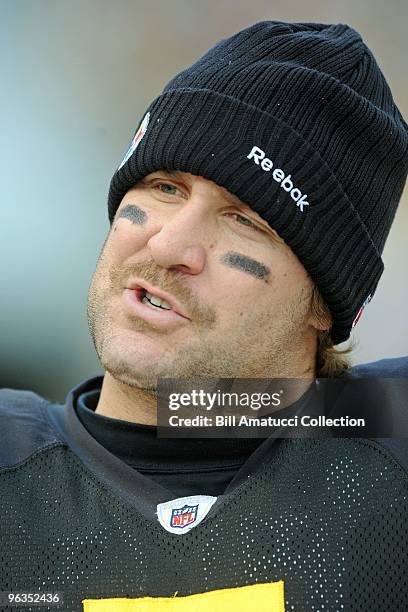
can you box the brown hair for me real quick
[311,286,353,378]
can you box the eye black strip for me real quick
[220,251,270,280]
[116,204,147,225]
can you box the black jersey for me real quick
[74,380,267,499]
[1,358,408,611]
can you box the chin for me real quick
[103,357,159,391]
[98,336,169,390]
[108,368,159,394]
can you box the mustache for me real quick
[109,260,217,327]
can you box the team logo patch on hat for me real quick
[157,495,217,535]
[352,294,372,329]
[118,111,150,170]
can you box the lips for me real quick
[125,279,190,320]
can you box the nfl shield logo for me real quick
[157,495,217,534]
[170,504,199,529]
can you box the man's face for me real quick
[88,170,319,389]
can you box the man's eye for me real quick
[227,212,261,232]
[155,182,180,196]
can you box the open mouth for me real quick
[124,280,190,323]
[140,289,173,311]
[122,285,190,328]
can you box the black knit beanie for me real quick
[108,21,408,344]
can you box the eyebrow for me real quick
[151,169,183,178]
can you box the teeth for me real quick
[143,291,172,310]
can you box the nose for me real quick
[146,200,212,273]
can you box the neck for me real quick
[95,371,158,425]
[95,351,317,426]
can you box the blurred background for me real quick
[1,0,407,402]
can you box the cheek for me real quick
[267,256,314,321]
[215,250,312,316]
[209,273,266,322]
[106,219,148,261]
[281,253,313,294]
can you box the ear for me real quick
[308,286,332,333]
[309,313,331,333]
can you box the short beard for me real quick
[87,252,316,389]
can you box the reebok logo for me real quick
[247,146,309,212]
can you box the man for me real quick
[1,20,407,612]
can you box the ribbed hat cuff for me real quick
[108,89,384,344]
